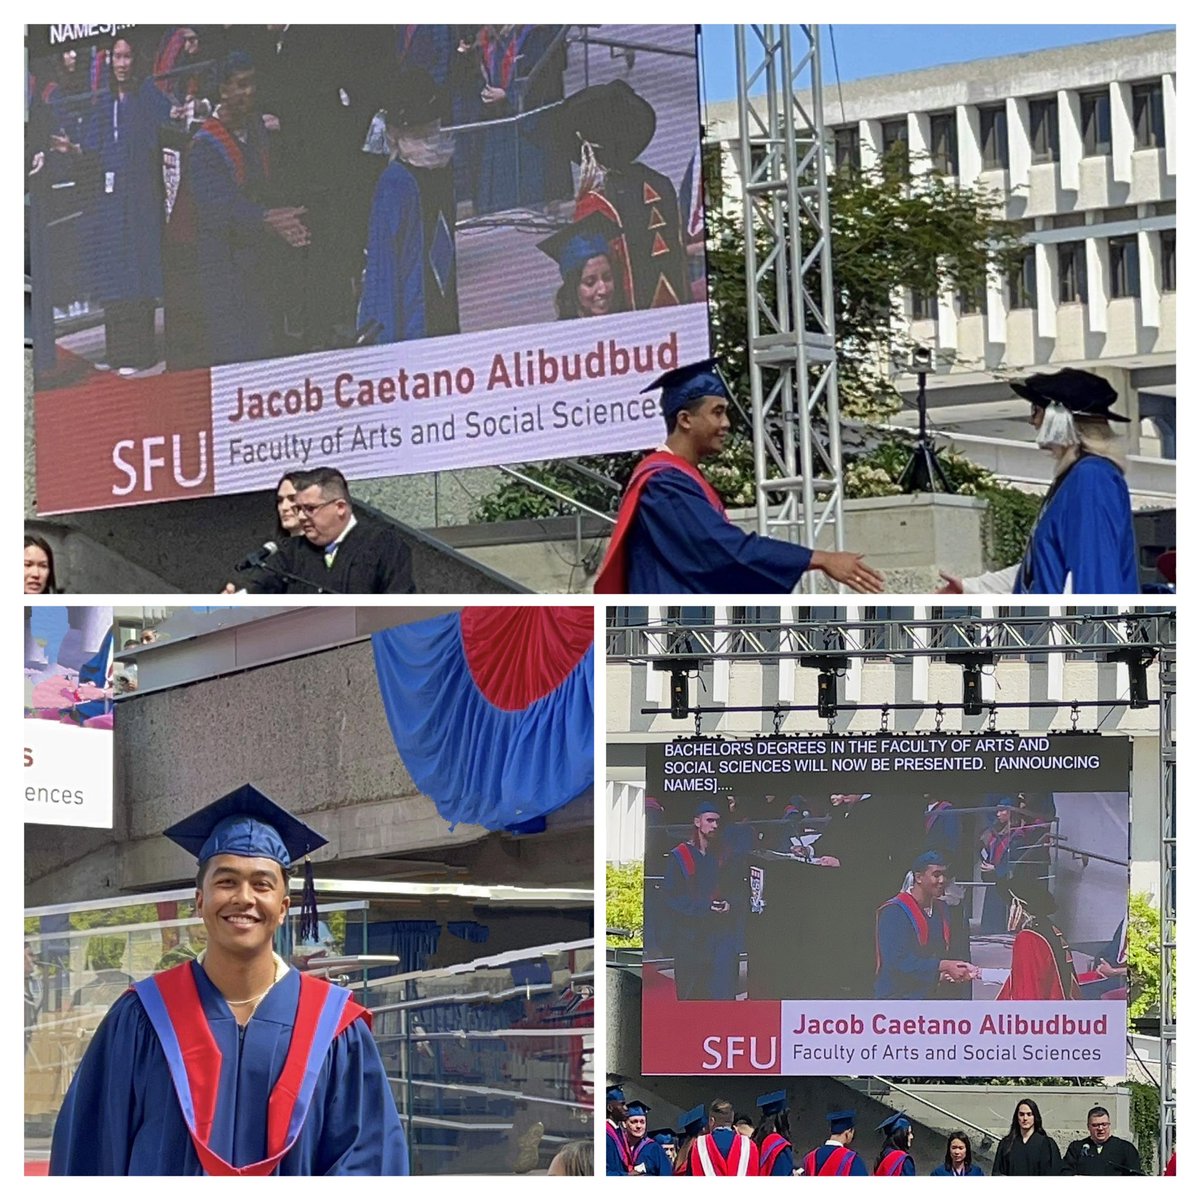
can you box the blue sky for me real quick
[699,25,1174,103]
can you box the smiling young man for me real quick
[49,785,408,1175]
[594,359,884,594]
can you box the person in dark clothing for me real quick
[243,467,415,594]
[74,35,173,372]
[1061,1107,1142,1175]
[992,1098,1062,1176]
[358,68,459,344]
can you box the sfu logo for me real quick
[700,1034,779,1071]
[111,433,210,496]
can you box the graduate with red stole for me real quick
[594,359,884,594]
[50,785,408,1176]
[874,1112,917,1176]
[802,1109,869,1176]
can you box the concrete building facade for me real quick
[705,31,1176,495]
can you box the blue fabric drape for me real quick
[371,613,593,832]
[447,922,490,944]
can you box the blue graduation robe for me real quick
[803,1143,869,1176]
[606,1121,632,1175]
[185,117,275,366]
[50,962,408,1175]
[759,1133,795,1176]
[82,81,172,303]
[661,841,738,1000]
[632,1137,674,1175]
[874,893,957,1000]
[625,467,813,593]
[930,1162,985,1175]
[1016,455,1138,594]
[359,161,426,343]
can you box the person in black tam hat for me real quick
[537,210,626,319]
[359,67,459,344]
[754,1090,797,1176]
[938,367,1137,595]
[594,358,885,593]
[802,1109,869,1176]
[50,785,408,1176]
[997,878,1082,1001]
[874,1111,917,1176]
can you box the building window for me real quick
[979,104,1009,170]
[958,285,985,314]
[1057,242,1088,303]
[833,126,861,173]
[929,112,958,174]
[1008,248,1037,309]
[1161,229,1176,292]
[1109,236,1140,299]
[1132,81,1166,149]
[911,288,938,321]
[881,118,909,174]
[1028,97,1059,163]
[1079,89,1112,156]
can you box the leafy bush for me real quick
[606,862,644,948]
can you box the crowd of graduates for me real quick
[606,1087,1147,1177]
[28,24,698,385]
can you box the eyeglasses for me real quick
[295,499,341,517]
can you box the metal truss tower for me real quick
[734,26,843,591]
[1158,615,1176,1168]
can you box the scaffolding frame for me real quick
[607,607,1176,1166]
[734,25,844,591]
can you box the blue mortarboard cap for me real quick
[757,1090,788,1116]
[651,1129,677,1146]
[827,1109,856,1133]
[536,211,618,280]
[694,801,721,818]
[912,849,947,872]
[625,1101,650,1117]
[679,1104,706,1135]
[163,784,326,868]
[876,1111,911,1136]
[606,1085,626,1104]
[641,357,730,418]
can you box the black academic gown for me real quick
[247,514,416,594]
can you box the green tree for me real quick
[471,142,1030,555]
[1127,891,1169,1022]
[606,862,644,949]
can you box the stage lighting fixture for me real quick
[800,655,848,722]
[947,651,995,717]
[1105,647,1155,709]
[653,657,702,720]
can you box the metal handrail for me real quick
[868,1076,995,1146]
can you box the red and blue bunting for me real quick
[371,608,593,833]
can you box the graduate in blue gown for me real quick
[874,851,975,1000]
[874,1112,918,1176]
[605,1086,632,1175]
[802,1109,870,1177]
[50,785,408,1176]
[359,69,460,345]
[754,1091,796,1176]
[938,369,1138,596]
[624,1102,673,1175]
[594,359,884,594]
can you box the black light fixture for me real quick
[946,651,995,717]
[653,658,702,720]
[801,655,849,721]
[1105,647,1156,709]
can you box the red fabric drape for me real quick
[460,608,592,711]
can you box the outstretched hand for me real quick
[811,550,885,593]
[936,570,963,594]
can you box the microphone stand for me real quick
[236,559,340,595]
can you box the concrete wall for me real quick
[25,638,592,904]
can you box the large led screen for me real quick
[641,732,1131,1077]
[27,24,709,513]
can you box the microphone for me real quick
[236,541,278,571]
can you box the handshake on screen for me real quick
[938,960,982,983]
